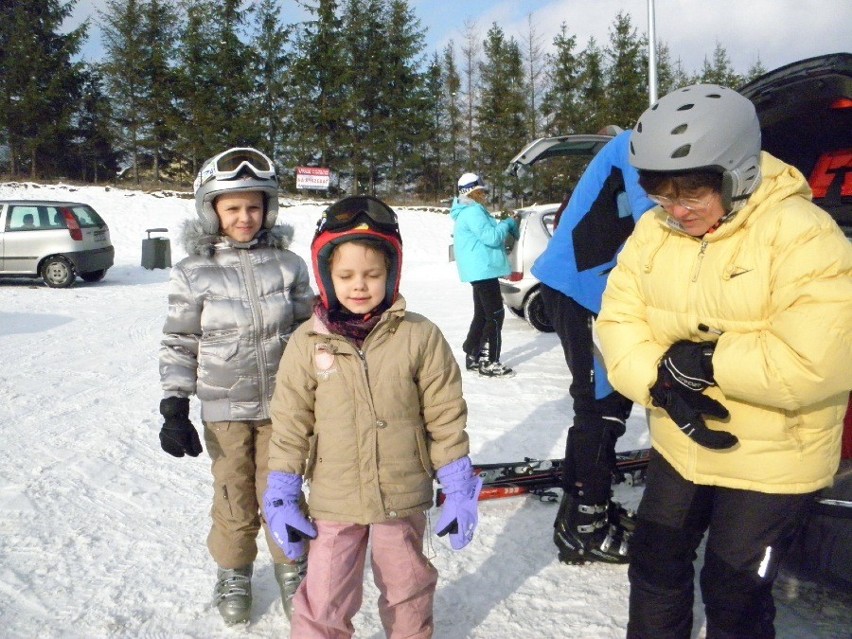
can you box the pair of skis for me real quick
[438,447,851,520]
[436,448,651,505]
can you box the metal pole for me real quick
[647,0,658,104]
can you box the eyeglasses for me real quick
[647,193,714,212]
[197,148,276,187]
[317,195,399,235]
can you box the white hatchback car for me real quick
[0,200,115,288]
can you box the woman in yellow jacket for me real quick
[597,84,852,639]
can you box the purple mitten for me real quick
[263,472,317,560]
[435,456,482,550]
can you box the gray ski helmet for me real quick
[193,147,280,234]
[629,84,762,212]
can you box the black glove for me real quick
[159,397,202,458]
[650,368,738,450]
[662,340,716,392]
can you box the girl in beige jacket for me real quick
[264,196,481,638]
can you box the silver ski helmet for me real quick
[193,147,280,235]
[629,84,762,212]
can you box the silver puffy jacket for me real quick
[159,219,314,422]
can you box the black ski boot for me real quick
[553,492,631,565]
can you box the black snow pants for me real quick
[627,450,816,639]
[462,278,505,363]
[540,283,633,502]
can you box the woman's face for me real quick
[214,191,264,242]
[649,188,726,237]
[330,242,388,315]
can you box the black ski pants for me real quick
[462,278,504,363]
[627,450,815,639]
[540,284,633,502]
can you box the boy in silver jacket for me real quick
[157,148,314,624]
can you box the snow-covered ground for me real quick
[1,183,849,638]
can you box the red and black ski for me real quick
[436,447,651,505]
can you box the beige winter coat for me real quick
[268,296,470,524]
[598,153,852,494]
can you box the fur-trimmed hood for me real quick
[180,218,295,257]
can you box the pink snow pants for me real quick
[290,512,438,639]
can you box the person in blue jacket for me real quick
[530,130,654,564]
[450,172,519,377]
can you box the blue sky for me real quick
[69,0,850,78]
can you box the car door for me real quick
[739,53,852,236]
[2,204,50,275]
[505,133,616,178]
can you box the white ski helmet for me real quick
[457,172,487,196]
[629,84,762,213]
[193,147,280,235]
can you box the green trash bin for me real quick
[142,228,171,270]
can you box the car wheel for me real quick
[523,287,554,333]
[41,256,76,288]
[81,269,107,283]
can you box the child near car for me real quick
[263,195,482,638]
[157,147,314,624]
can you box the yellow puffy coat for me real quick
[598,153,852,494]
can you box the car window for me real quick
[6,206,48,231]
[68,205,106,228]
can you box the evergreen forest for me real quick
[0,0,768,206]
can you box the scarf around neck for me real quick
[313,298,389,348]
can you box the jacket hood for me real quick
[450,195,481,220]
[180,218,295,257]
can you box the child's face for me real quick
[214,191,264,242]
[330,242,388,315]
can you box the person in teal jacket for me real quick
[450,172,519,377]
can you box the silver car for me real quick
[501,132,618,332]
[0,200,115,288]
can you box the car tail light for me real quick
[830,97,852,109]
[507,272,523,282]
[61,208,83,241]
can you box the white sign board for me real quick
[296,166,331,190]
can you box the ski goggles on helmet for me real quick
[315,195,400,237]
[196,147,276,188]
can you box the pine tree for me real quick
[73,65,120,183]
[210,0,258,147]
[287,0,349,186]
[459,20,481,169]
[743,57,767,85]
[382,0,428,195]
[522,13,546,142]
[698,42,743,88]
[442,43,463,184]
[418,52,445,199]
[655,42,692,97]
[603,11,647,129]
[0,0,87,178]
[540,22,582,136]
[340,0,385,194]
[172,0,220,175]
[576,38,606,132]
[100,0,148,183]
[251,0,294,162]
[141,0,180,183]
[476,23,526,207]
